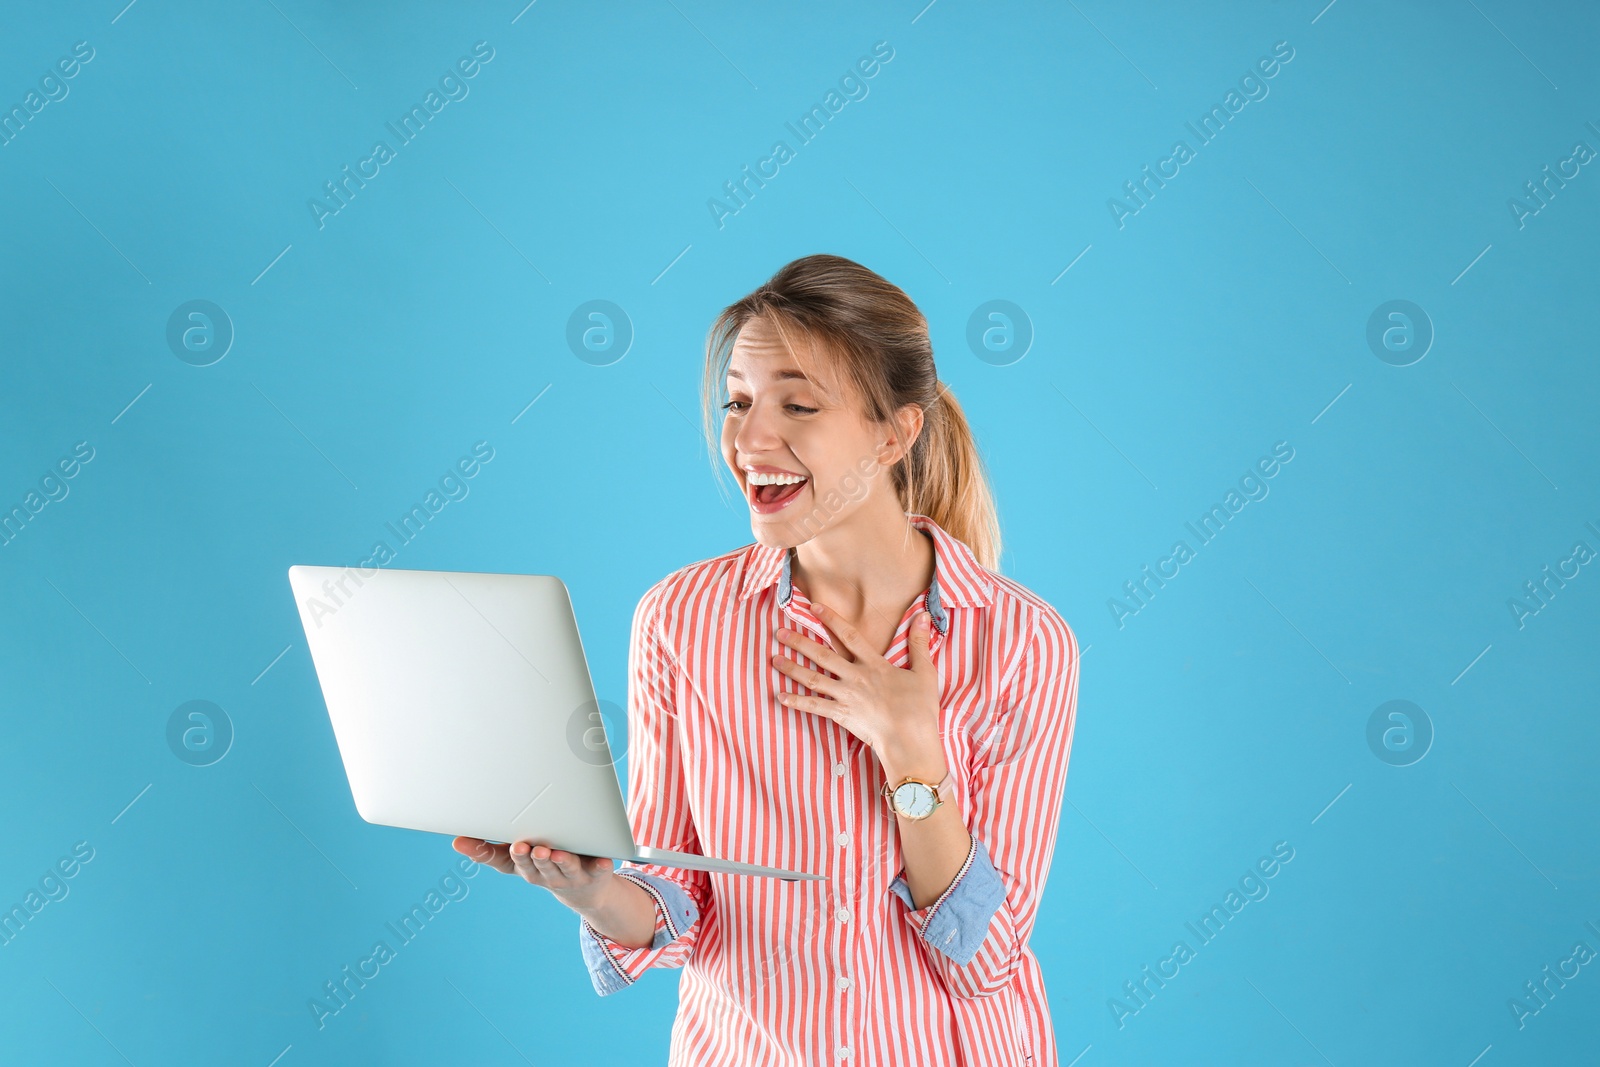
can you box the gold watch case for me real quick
[882,774,949,821]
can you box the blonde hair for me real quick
[701,254,1001,570]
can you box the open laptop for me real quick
[287,564,824,882]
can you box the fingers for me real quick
[811,603,863,659]
[908,611,933,667]
[458,836,609,886]
[544,846,583,878]
[775,626,852,675]
[453,836,514,874]
[509,840,542,882]
[770,651,838,697]
[777,690,837,720]
[509,841,595,885]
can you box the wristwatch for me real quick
[882,770,954,821]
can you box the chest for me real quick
[831,609,902,664]
[667,602,1000,790]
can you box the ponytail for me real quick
[904,382,1000,570]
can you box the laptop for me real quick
[287,564,824,882]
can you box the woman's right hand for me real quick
[452,836,616,913]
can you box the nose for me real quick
[732,397,784,460]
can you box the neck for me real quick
[789,500,935,623]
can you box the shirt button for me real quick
[836,832,850,846]
[837,976,852,991]
[837,1048,851,1060]
[834,762,846,777]
[835,907,850,923]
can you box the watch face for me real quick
[892,782,936,819]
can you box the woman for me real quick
[455,254,1080,1065]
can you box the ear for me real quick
[878,402,925,467]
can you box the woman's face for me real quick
[720,317,916,548]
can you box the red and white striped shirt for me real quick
[580,513,1080,1066]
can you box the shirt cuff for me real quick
[888,834,1007,965]
[578,868,700,995]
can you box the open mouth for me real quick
[746,471,809,513]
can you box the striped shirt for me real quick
[578,513,1081,1066]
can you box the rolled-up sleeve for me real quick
[887,608,1080,999]
[580,868,702,994]
[888,834,1008,965]
[577,578,713,996]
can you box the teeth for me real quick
[747,471,807,486]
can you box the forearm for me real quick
[576,872,659,949]
[880,745,972,910]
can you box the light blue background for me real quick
[2,1,1596,1064]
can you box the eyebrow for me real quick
[726,368,811,382]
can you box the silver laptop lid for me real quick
[288,564,639,857]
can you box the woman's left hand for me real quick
[771,603,942,769]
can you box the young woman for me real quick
[455,254,1080,1065]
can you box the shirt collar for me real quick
[735,513,995,629]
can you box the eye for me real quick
[722,400,816,415]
